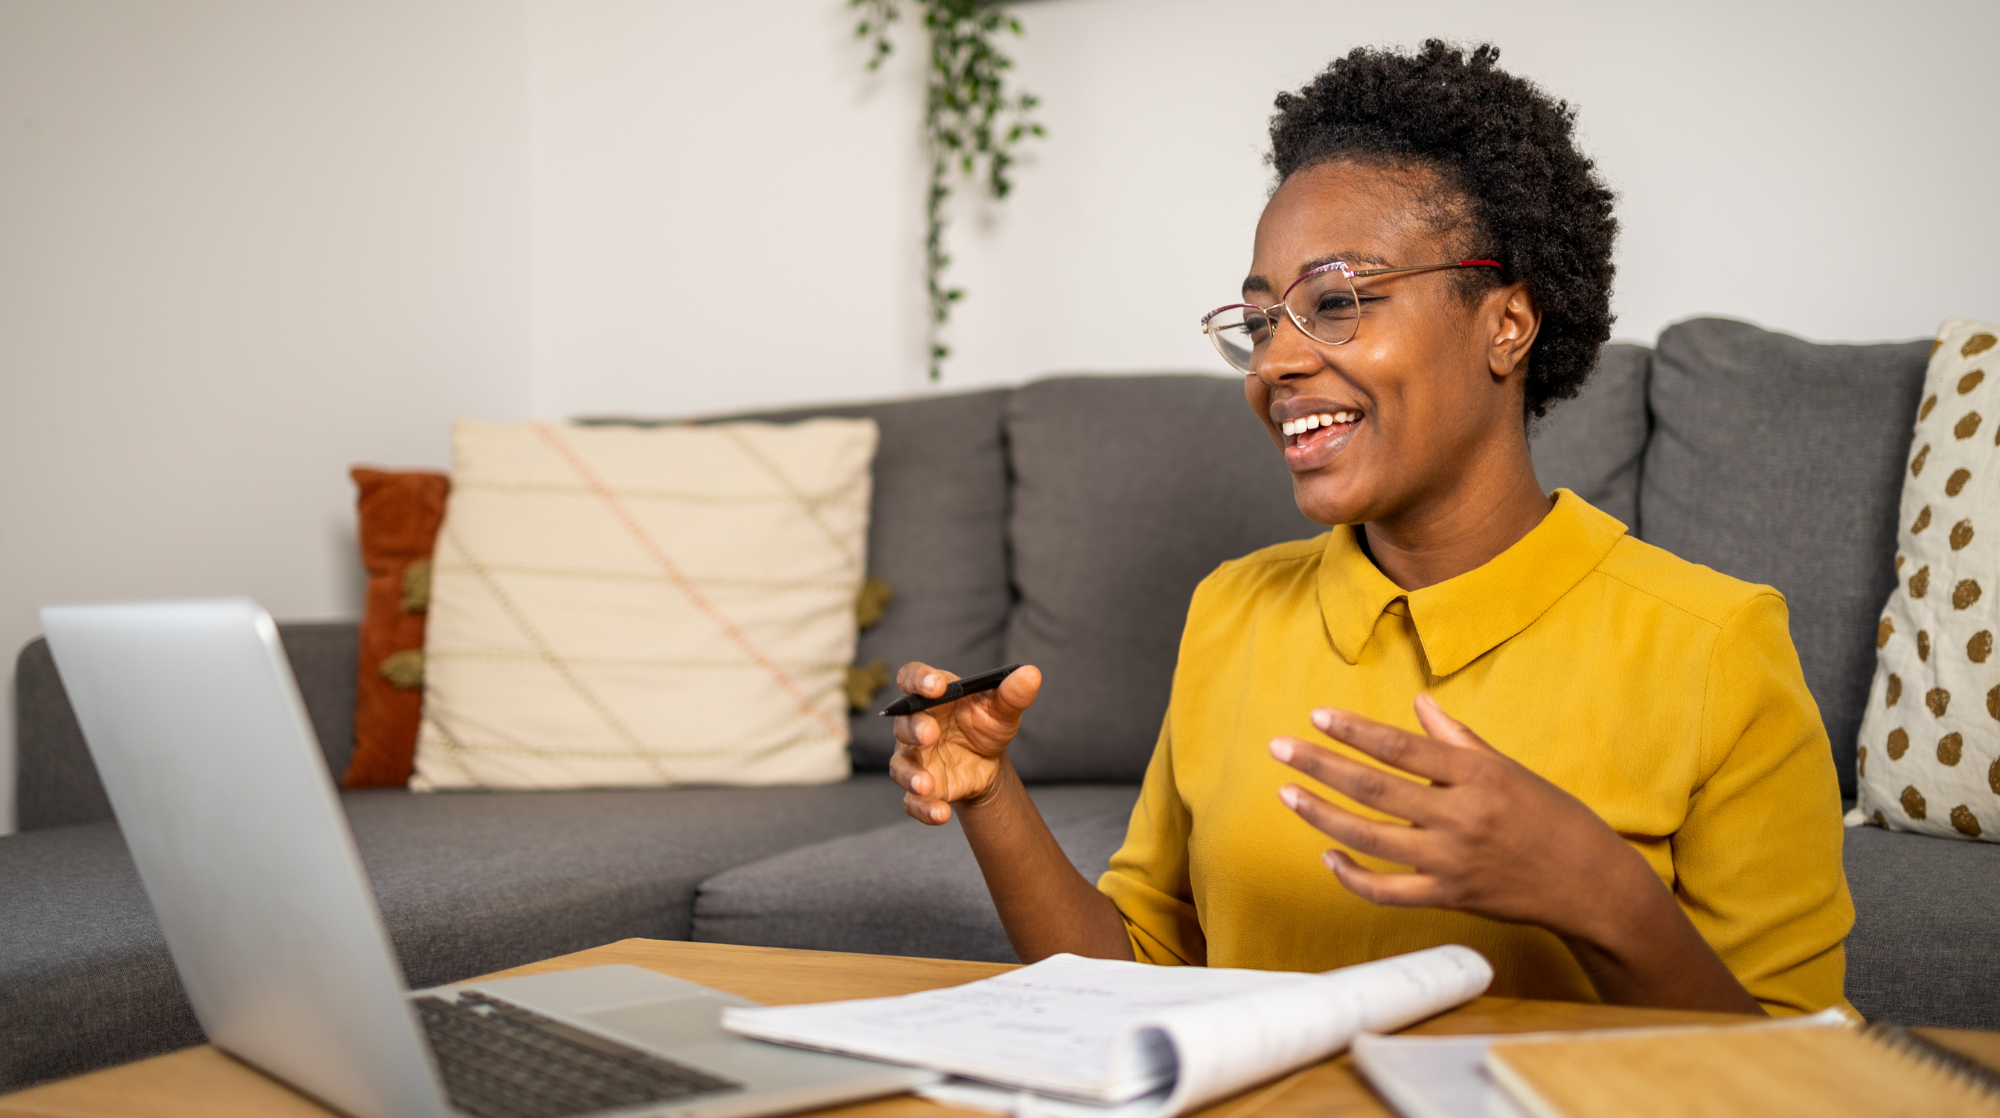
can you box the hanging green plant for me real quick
[852,0,1045,381]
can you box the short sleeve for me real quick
[1678,591,1856,1015]
[1097,718,1206,966]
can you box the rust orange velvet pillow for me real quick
[344,467,450,787]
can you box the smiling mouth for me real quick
[1279,409,1363,451]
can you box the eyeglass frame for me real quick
[1199,258,1505,371]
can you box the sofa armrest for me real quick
[13,637,109,831]
[13,621,360,831]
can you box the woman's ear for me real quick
[1487,284,1541,382]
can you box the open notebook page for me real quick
[723,946,1492,1117]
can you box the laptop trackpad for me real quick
[576,993,734,1049]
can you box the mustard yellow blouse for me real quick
[1097,490,1853,1015]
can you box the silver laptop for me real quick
[41,597,936,1118]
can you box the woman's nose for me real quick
[1252,314,1323,385]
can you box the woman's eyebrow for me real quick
[1300,250,1389,272]
[1244,250,1395,296]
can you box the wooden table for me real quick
[5,939,1998,1118]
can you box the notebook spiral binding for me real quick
[1862,1022,2000,1100]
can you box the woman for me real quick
[889,41,1851,1015]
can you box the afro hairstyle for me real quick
[1268,40,1617,419]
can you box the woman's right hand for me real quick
[889,661,1042,825]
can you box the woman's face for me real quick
[1242,160,1533,527]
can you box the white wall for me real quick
[7,0,1998,833]
[0,1,536,832]
[525,0,930,419]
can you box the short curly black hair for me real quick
[1269,41,1617,419]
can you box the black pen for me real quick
[878,664,1023,717]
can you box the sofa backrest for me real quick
[14,622,359,830]
[1639,318,1931,796]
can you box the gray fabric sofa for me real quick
[7,317,1998,1093]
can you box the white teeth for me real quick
[1283,412,1362,438]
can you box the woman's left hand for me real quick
[1270,693,1763,1013]
[1269,692,1641,939]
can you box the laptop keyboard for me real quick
[416,990,743,1118]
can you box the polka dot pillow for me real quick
[1855,318,2000,841]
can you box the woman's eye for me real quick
[1242,313,1273,339]
[1315,293,1359,317]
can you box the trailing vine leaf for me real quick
[852,0,1044,380]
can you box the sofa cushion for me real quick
[1529,343,1651,533]
[345,467,450,788]
[1000,376,1321,782]
[14,622,359,831]
[1852,319,2000,842]
[593,389,1013,770]
[1843,820,2000,1028]
[0,823,200,1090]
[347,779,906,977]
[1639,319,1931,795]
[0,777,906,1091]
[691,784,1142,962]
[414,419,874,790]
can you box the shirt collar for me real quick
[1317,489,1628,676]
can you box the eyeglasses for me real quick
[1199,259,1503,373]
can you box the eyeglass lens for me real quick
[1205,267,1360,372]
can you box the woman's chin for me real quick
[1290,474,1372,527]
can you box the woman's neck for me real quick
[1360,441,1553,592]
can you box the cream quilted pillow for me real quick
[1854,319,2000,840]
[411,418,876,790]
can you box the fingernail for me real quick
[1279,784,1300,809]
[924,674,939,691]
[1269,738,1293,763]
[1322,850,1341,871]
[932,807,947,823]
[1311,708,1335,731]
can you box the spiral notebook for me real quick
[1485,1018,2000,1118]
